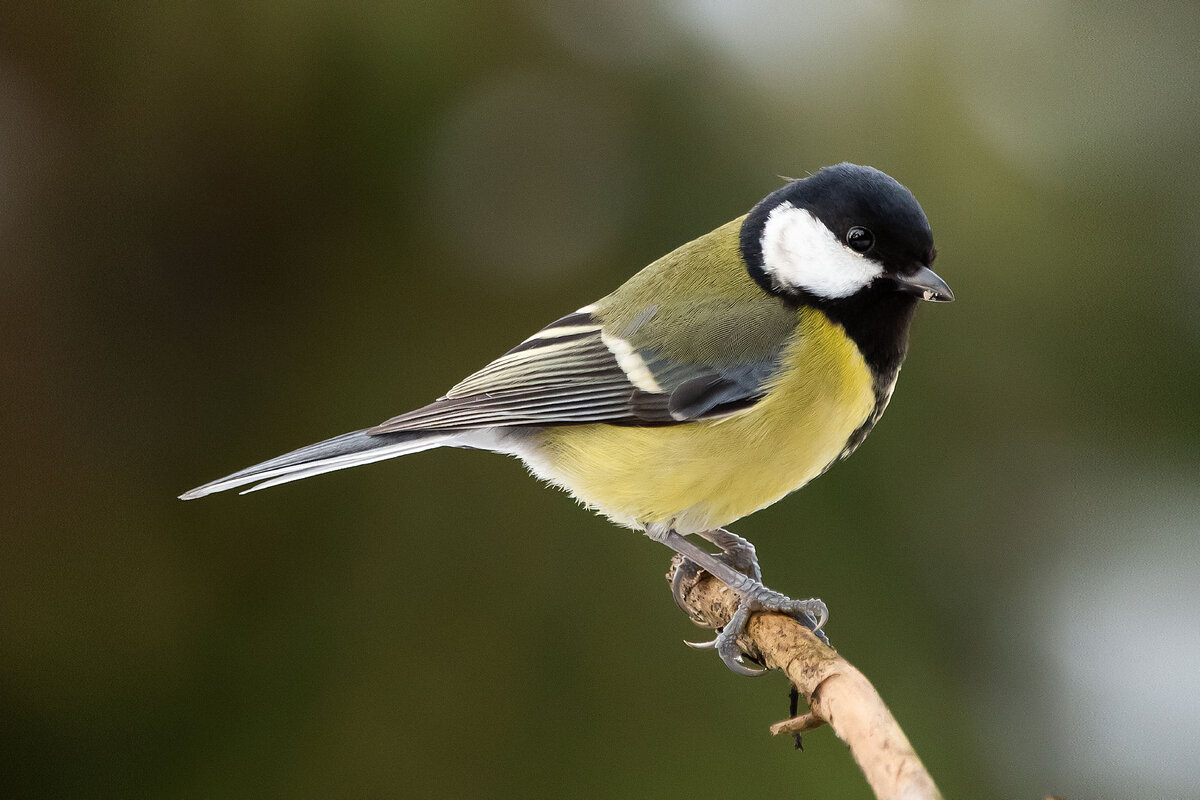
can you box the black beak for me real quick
[892,265,954,302]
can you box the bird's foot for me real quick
[653,526,829,676]
[670,530,761,623]
[684,582,828,676]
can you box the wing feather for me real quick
[369,308,788,435]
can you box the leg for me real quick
[701,528,762,581]
[669,528,762,620]
[648,525,828,676]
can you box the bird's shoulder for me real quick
[594,215,799,367]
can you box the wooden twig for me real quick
[668,556,944,800]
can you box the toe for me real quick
[716,634,766,676]
[713,606,768,677]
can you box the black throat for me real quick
[812,287,918,462]
[814,286,917,387]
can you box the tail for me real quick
[179,429,463,500]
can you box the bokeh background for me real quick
[3,2,1199,798]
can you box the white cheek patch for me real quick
[760,202,883,298]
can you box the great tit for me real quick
[182,162,952,675]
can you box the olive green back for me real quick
[594,217,798,366]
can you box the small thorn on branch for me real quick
[770,712,826,737]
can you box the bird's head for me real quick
[740,163,952,305]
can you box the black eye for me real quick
[846,226,874,253]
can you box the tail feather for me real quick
[179,429,461,500]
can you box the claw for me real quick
[670,560,691,613]
[703,606,767,676]
[670,558,723,629]
[807,612,832,647]
[713,608,766,676]
[684,636,719,649]
[782,598,828,636]
[671,558,719,625]
[722,652,767,677]
[810,601,829,632]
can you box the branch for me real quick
[667,556,944,800]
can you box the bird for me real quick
[181,162,952,675]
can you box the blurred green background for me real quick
[3,1,1199,798]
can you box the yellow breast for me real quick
[530,307,877,533]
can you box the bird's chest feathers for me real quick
[537,309,878,531]
[750,308,879,468]
[695,308,878,520]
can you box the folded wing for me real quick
[369,309,785,434]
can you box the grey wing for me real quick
[368,309,785,434]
